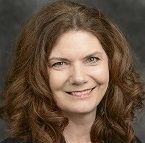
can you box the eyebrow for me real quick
[48,51,103,61]
[83,51,103,60]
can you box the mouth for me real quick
[65,86,96,98]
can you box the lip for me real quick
[65,86,96,99]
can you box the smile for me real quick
[65,86,96,98]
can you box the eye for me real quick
[86,57,100,63]
[51,61,68,69]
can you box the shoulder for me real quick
[0,138,29,143]
[136,138,142,143]
[136,136,142,143]
[1,137,142,143]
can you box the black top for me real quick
[0,138,27,143]
[0,138,28,143]
[0,137,142,143]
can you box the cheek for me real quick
[90,64,109,83]
[99,67,109,82]
[48,70,68,91]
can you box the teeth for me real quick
[70,89,92,96]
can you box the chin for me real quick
[63,105,97,115]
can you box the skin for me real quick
[48,30,109,143]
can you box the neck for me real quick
[63,111,96,143]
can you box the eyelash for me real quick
[86,57,100,63]
[51,56,100,68]
[52,62,67,67]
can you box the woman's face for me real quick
[48,30,109,115]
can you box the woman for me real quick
[0,1,144,143]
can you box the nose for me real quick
[69,64,88,85]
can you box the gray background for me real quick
[0,0,145,142]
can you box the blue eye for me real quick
[51,61,69,70]
[52,62,65,67]
[87,57,100,63]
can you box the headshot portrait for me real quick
[0,0,144,143]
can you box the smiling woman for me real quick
[0,1,144,143]
[48,31,109,116]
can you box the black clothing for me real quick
[0,138,28,143]
[0,137,142,143]
[136,137,142,143]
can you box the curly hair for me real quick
[0,1,144,143]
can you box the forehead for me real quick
[49,30,106,58]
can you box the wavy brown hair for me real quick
[0,1,144,143]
